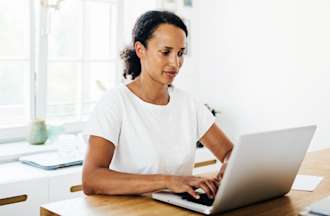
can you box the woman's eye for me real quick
[161,51,170,56]
[160,50,185,57]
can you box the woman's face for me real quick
[135,23,186,85]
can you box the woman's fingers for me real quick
[200,180,218,198]
[199,182,213,198]
[186,187,200,199]
[168,176,220,199]
[204,180,217,197]
[190,177,218,199]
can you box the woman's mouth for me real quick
[163,71,177,79]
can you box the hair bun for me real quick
[120,47,141,80]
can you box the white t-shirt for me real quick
[84,84,215,176]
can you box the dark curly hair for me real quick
[120,10,188,80]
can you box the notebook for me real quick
[19,151,83,170]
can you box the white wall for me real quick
[122,1,158,47]
[198,0,330,151]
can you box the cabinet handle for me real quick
[0,195,28,206]
[70,185,82,193]
[194,159,217,168]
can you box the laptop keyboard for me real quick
[178,192,214,206]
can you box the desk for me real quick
[40,149,330,216]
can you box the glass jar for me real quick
[28,119,48,145]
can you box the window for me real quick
[46,0,119,124]
[0,0,31,129]
[0,0,121,142]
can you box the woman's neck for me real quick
[128,75,169,105]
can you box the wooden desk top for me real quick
[41,149,330,216]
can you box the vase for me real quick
[28,119,48,145]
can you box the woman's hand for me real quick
[165,176,219,199]
[216,161,228,181]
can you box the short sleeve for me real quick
[195,101,216,141]
[83,90,122,146]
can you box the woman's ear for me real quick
[134,41,145,58]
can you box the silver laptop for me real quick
[152,125,317,215]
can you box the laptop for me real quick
[19,134,86,170]
[152,125,317,215]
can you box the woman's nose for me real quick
[169,55,180,68]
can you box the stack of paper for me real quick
[292,175,323,191]
[300,196,330,216]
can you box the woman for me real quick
[83,10,233,200]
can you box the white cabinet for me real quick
[0,178,48,216]
[48,171,83,202]
[0,162,83,216]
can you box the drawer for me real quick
[193,160,221,175]
[0,178,48,216]
[48,172,83,202]
[194,148,217,164]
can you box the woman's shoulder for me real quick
[171,86,207,112]
[171,86,196,102]
[171,86,189,96]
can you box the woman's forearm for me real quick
[83,168,169,195]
